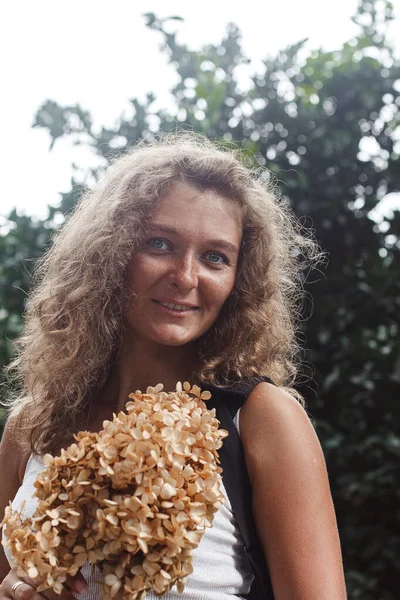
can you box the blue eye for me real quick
[147,238,169,251]
[205,251,227,264]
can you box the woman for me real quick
[0,133,347,599]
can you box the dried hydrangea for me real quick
[1,383,228,599]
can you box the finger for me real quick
[11,577,73,600]
[37,588,75,600]
[58,592,77,600]
[41,589,74,600]
[11,582,44,600]
[65,574,87,596]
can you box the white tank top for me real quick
[2,410,254,599]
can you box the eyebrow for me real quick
[148,223,240,255]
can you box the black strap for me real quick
[207,388,274,600]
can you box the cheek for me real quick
[128,255,158,294]
[207,273,236,311]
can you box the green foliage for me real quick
[1,0,399,596]
[0,211,54,417]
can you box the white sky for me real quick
[1,0,399,219]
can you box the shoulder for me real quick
[242,380,309,424]
[240,380,317,444]
[0,416,30,485]
[239,382,326,479]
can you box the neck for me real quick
[99,336,200,410]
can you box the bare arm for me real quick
[0,417,28,581]
[0,420,85,598]
[240,383,347,600]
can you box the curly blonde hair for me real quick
[6,132,319,453]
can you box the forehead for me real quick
[149,182,243,242]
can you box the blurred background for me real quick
[1,0,399,597]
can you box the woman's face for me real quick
[125,181,243,348]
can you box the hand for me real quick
[0,567,87,600]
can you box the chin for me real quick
[149,327,203,348]
[131,321,210,348]
[156,335,196,347]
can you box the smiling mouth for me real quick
[152,300,199,313]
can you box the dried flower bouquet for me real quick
[1,383,228,599]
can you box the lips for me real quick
[152,300,199,312]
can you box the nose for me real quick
[168,252,198,291]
